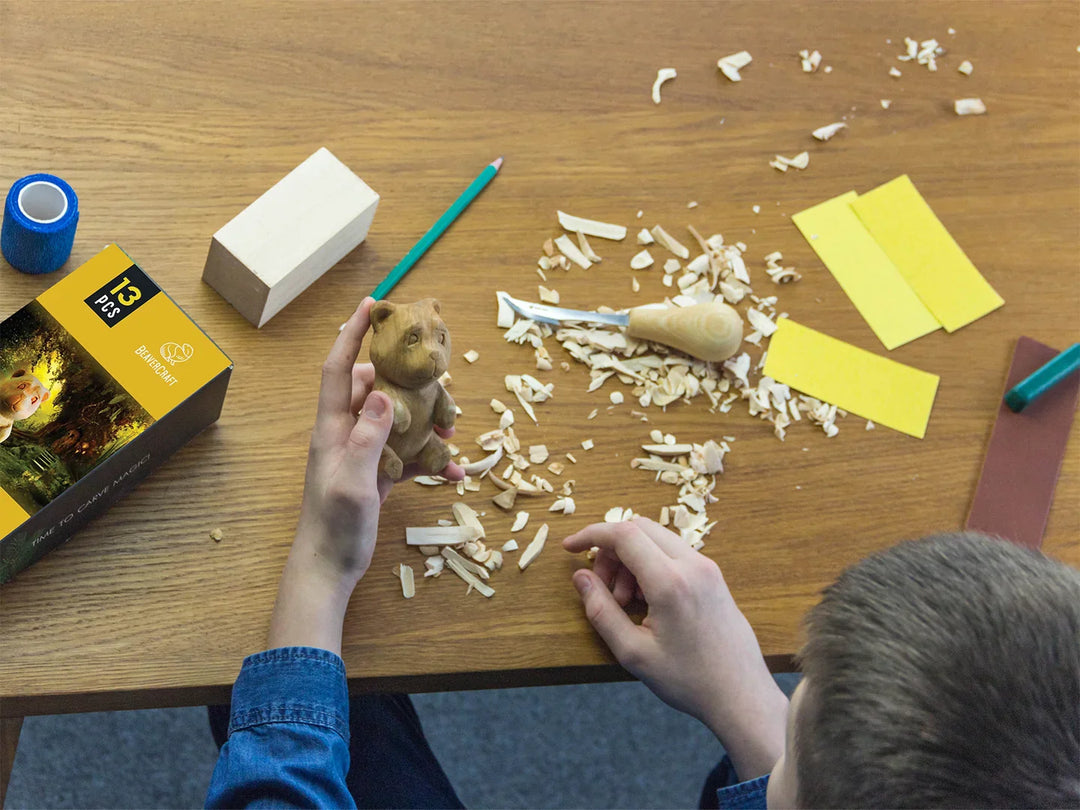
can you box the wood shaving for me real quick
[799,49,822,73]
[557,211,627,241]
[406,526,480,545]
[663,258,681,274]
[812,122,846,141]
[529,444,550,464]
[423,556,445,577]
[495,291,516,328]
[452,502,486,539]
[581,439,594,450]
[880,99,892,109]
[652,67,678,104]
[576,231,602,262]
[463,349,479,364]
[538,285,560,304]
[518,523,549,570]
[460,446,503,476]
[632,276,640,292]
[502,538,520,552]
[547,461,565,475]
[209,528,224,542]
[889,67,902,78]
[717,50,752,81]
[398,563,416,598]
[442,551,495,597]
[492,487,518,511]
[554,234,593,269]
[957,60,973,75]
[630,249,654,270]
[650,225,690,259]
[610,391,624,405]
[636,228,655,245]
[954,98,986,115]
[866,420,875,430]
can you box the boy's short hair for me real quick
[795,532,1080,808]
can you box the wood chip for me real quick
[630,249,654,270]
[538,285,560,304]
[663,258,681,274]
[636,228,655,245]
[460,446,503,476]
[954,98,986,115]
[652,67,677,104]
[957,60,973,76]
[209,528,224,542]
[502,539,520,552]
[581,439,594,450]
[442,552,495,597]
[554,234,593,269]
[493,487,518,511]
[463,349,479,363]
[717,50,752,81]
[557,211,627,241]
[576,231,602,262]
[812,122,846,141]
[889,66,902,78]
[452,502,486,539]
[510,512,529,533]
[405,526,480,546]
[423,556,444,577]
[649,225,690,259]
[610,391,624,405]
[641,443,693,455]
[518,523,550,570]
[442,546,490,580]
[398,563,416,598]
[495,291,516,328]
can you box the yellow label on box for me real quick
[850,175,1004,332]
[764,319,940,438]
[792,191,940,350]
[0,487,29,539]
[37,244,231,420]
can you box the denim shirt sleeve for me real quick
[713,753,770,809]
[205,646,355,809]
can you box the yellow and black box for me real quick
[1,244,232,583]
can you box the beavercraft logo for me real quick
[160,342,194,366]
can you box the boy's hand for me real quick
[563,518,788,780]
[268,299,463,654]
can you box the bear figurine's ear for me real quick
[12,369,27,377]
[370,301,396,332]
[421,298,441,315]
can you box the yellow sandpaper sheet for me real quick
[763,319,940,438]
[850,175,1004,332]
[792,192,940,350]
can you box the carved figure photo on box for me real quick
[0,302,155,517]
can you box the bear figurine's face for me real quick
[369,299,451,389]
[0,369,50,421]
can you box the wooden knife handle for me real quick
[627,301,743,362]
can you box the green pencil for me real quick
[370,156,503,301]
[1004,342,1080,413]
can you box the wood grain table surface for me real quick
[1,0,1078,719]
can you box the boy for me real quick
[563,521,1080,807]
[207,299,1080,808]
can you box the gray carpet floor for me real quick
[6,675,800,809]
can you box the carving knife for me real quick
[497,291,743,363]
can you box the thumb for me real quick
[344,391,393,478]
[572,569,645,667]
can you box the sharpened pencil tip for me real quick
[492,156,504,170]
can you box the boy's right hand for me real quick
[562,518,788,780]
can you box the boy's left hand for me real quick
[295,298,464,588]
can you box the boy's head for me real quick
[768,532,1080,808]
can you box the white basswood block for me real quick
[202,147,380,327]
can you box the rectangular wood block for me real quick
[202,147,379,326]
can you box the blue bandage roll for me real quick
[2,173,79,274]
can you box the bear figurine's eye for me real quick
[406,332,420,346]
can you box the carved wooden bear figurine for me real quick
[369,298,456,481]
[0,368,51,443]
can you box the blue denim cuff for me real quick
[228,646,350,744]
[716,772,770,809]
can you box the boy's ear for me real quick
[370,301,396,332]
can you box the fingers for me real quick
[563,521,674,593]
[349,363,376,416]
[433,425,455,440]
[572,569,648,668]
[318,299,374,424]
[342,390,393,482]
[612,564,639,607]
[630,517,696,559]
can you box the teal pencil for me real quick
[1004,342,1080,412]
[370,157,503,301]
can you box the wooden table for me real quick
[2,0,1078,798]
